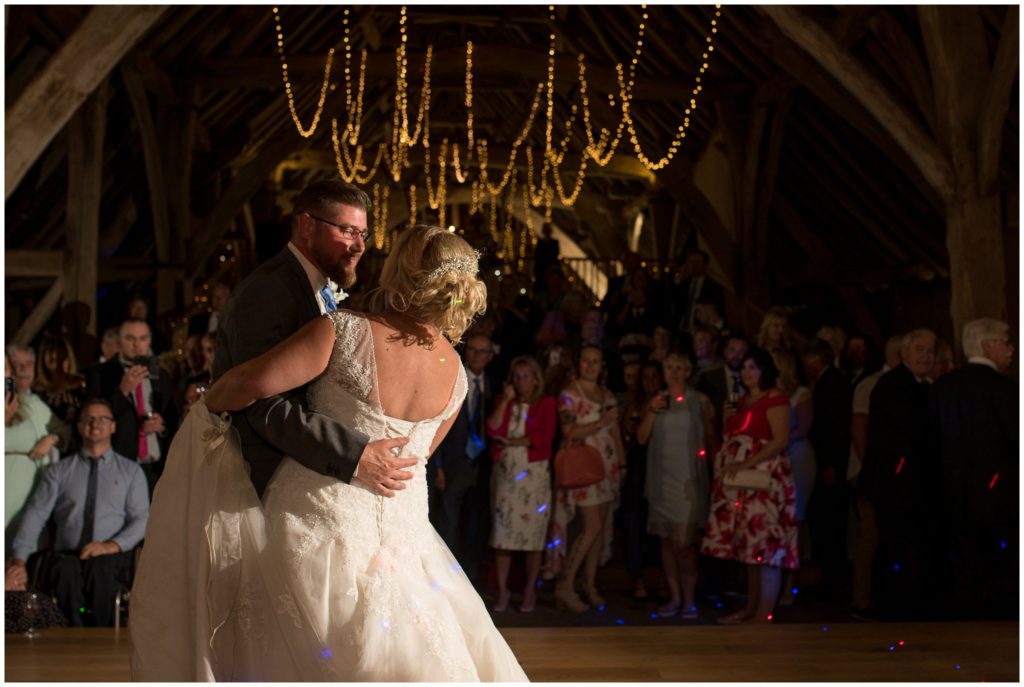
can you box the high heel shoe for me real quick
[554,582,589,613]
[583,585,605,608]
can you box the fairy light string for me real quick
[272,4,721,239]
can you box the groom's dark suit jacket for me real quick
[213,246,368,497]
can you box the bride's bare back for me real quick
[366,314,461,423]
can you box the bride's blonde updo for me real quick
[367,224,487,343]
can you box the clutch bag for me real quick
[723,468,771,491]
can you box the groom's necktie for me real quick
[319,285,338,313]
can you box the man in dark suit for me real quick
[431,333,497,586]
[861,329,937,618]
[86,318,178,494]
[803,338,854,594]
[213,179,414,499]
[931,318,1017,619]
[696,334,749,439]
[670,248,725,337]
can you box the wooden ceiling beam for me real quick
[773,194,884,345]
[761,6,954,204]
[5,5,167,199]
[977,5,1018,194]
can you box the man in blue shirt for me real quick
[8,399,149,626]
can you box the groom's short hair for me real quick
[291,180,370,228]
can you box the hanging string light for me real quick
[271,5,722,219]
[273,6,334,138]
[372,183,390,250]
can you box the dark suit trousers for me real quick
[437,457,492,585]
[51,550,133,627]
[949,522,1017,619]
[807,479,850,590]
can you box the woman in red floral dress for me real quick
[701,348,799,624]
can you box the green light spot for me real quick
[79,607,86,613]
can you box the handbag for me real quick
[554,442,605,489]
[723,468,771,491]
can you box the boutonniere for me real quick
[327,279,349,304]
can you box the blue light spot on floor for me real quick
[889,646,895,651]
[536,503,548,514]
[552,538,561,546]
[615,618,624,625]
[892,563,901,571]
[1000,540,1008,549]
[597,604,605,612]
[791,587,799,595]
[651,613,658,619]
[822,626,829,632]
[715,602,724,609]
[955,665,961,670]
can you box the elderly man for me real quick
[931,318,1017,619]
[8,399,149,626]
[86,318,178,494]
[862,328,937,618]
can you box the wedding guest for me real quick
[697,334,750,439]
[702,348,798,624]
[33,334,86,435]
[693,297,731,341]
[932,319,1017,619]
[693,325,722,373]
[770,349,815,606]
[672,248,724,336]
[803,338,852,593]
[9,399,149,627]
[189,281,232,336]
[5,351,65,552]
[637,352,711,618]
[816,325,848,372]
[98,328,120,364]
[85,319,178,495]
[848,335,902,619]
[619,360,663,600]
[648,323,674,363]
[929,339,955,382]
[432,334,498,587]
[540,342,574,398]
[486,356,557,613]
[862,329,936,618]
[549,345,625,612]
[757,308,794,355]
[844,336,870,387]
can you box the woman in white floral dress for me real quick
[486,356,557,613]
[547,345,625,612]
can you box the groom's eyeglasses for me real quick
[306,213,369,241]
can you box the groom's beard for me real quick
[308,242,361,288]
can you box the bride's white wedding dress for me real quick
[130,310,528,681]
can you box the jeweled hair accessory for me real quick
[425,251,480,281]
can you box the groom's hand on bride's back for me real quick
[354,436,418,497]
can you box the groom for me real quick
[213,180,416,498]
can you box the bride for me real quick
[130,225,528,682]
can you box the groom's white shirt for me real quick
[288,241,330,315]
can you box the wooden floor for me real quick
[5,622,1018,682]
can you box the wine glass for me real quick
[23,591,41,639]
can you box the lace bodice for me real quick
[308,309,466,453]
[265,310,467,562]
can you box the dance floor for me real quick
[5,621,1017,682]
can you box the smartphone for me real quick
[133,355,162,381]
[5,376,14,396]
